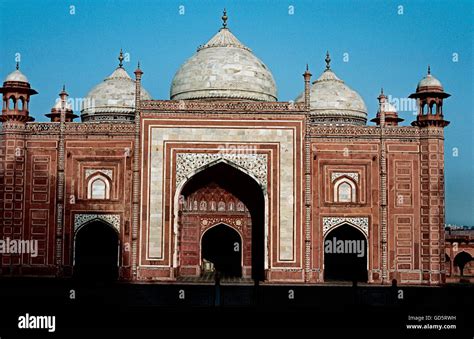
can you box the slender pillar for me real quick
[132,63,143,277]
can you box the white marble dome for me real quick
[296,65,367,125]
[5,69,29,83]
[170,27,277,101]
[417,72,443,91]
[81,65,151,122]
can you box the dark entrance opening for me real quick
[454,251,473,276]
[324,224,368,282]
[74,221,119,281]
[202,224,242,277]
[181,161,265,281]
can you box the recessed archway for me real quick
[74,220,119,281]
[324,224,368,282]
[177,161,265,281]
[201,224,242,277]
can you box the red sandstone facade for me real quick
[0,62,451,285]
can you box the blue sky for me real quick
[1,0,473,225]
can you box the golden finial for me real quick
[427,65,431,75]
[118,49,124,68]
[303,63,312,77]
[222,9,228,28]
[325,51,331,70]
[16,61,19,70]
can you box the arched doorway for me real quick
[324,224,368,282]
[74,221,119,281]
[201,224,242,277]
[178,161,265,281]
[453,251,473,277]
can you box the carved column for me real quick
[303,66,312,282]
[419,127,446,284]
[55,98,65,272]
[378,91,388,283]
[132,64,143,277]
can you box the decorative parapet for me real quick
[141,100,306,113]
[21,122,135,135]
[309,125,423,138]
[0,121,29,133]
[65,122,135,134]
[26,123,61,134]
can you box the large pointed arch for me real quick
[323,223,368,282]
[173,159,267,281]
[73,218,120,281]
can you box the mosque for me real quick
[0,11,451,284]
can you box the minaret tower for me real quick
[410,66,450,284]
[0,63,37,273]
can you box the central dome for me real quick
[170,13,277,102]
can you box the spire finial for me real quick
[378,87,387,104]
[427,65,431,75]
[118,49,124,68]
[325,51,331,70]
[16,61,19,70]
[222,8,228,28]
[303,63,312,77]
[134,61,143,77]
[62,84,66,92]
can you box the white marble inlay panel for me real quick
[74,213,120,233]
[331,172,359,183]
[145,124,297,261]
[322,217,368,237]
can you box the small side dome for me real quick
[416,66,443,91]
[5,69,29,83]
[3,61,30,84]
[52,97,73,111]
[80,50,151,122]
[370,89,403,126]
[46,86,78,122]
[379,102,397,113]
[295,52,367,125]
[5,62,29,83]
